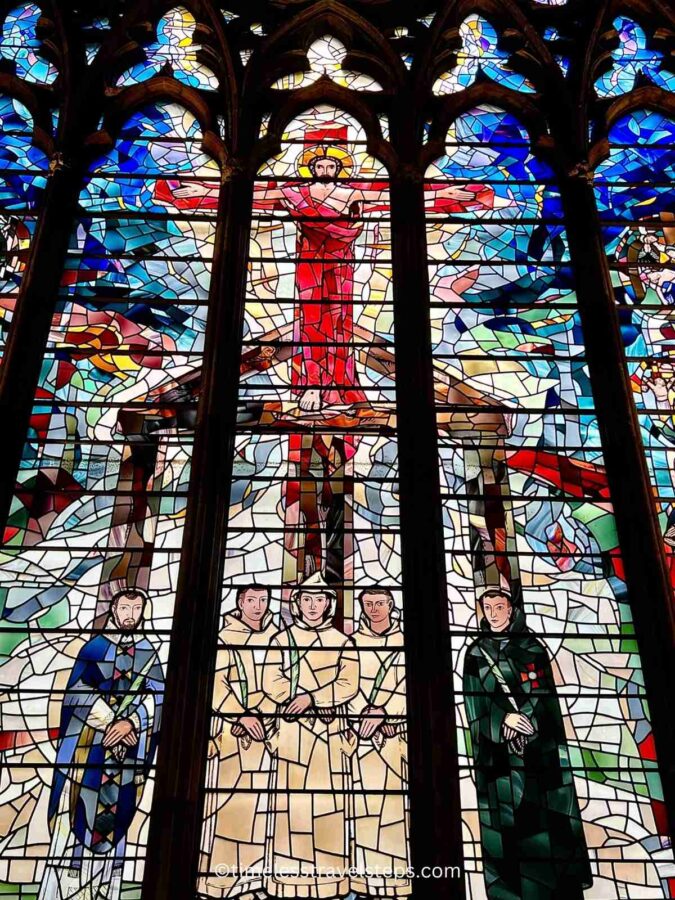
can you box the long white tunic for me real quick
[262,617,359,898]
[350,620,411,897]
[198,611,278,898]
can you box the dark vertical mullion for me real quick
[142,164,255,900]
[389,131,466,895]
[559,173,675,839]
[0,159,85,528]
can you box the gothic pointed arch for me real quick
[89,0,239,142]
[420,81,555,172]
[419,0,566,99]
[242,0,408,98]
[91,76,227,168]
[421,93,675,897]
[579,0,675,147]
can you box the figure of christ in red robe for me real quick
[160,139,496,414]
[158,133,499,589]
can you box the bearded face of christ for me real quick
[309,156,342,184]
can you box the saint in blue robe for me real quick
[39,629,164,899]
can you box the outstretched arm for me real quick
[351,183,390,214]
[154,179,220,210]
[355,183,502,215]
[434,184,487,202]
[252,181,288,210]
[426,183,503,213]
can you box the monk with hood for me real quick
[463,589,592,899]
[199,584,278,898]
[262,572,359,898]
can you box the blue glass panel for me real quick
[0,95,49,358]
[595,17,675,98]
[115,6,218,91]
[0,2,58,84]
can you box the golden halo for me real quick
[297,144,354,179]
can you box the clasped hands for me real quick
[231,713,266,742]
[102,718,138,749]
[501,712,535,743]
[230,698,398,744]
[358,705,397,741]
[278,692,335,723]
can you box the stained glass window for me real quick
[79,14,113,66]
[543,27,570,78]
[595,110,675,600]
[0,3,58,86]
[115,6,219,91]
[1,4,674,900]
[0,101,220,896]
[425,104,674,898]
[270,37,383,92]
[0,95,49,360]
[196,103,412,899]
[432,15,535,96]
[594,18,675,99]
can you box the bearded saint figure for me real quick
[38,588,164,900]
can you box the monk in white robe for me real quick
[262,572,359,898]
[199,585,278,898]
[350,589,411,897]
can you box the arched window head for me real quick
[432,15,535,96]
[595,17,675,98]
[116,6,218,91]
[0,3,57,85]
[427,104,555,221]
[271,34,383,91]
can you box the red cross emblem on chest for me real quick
[520,662,545,689]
